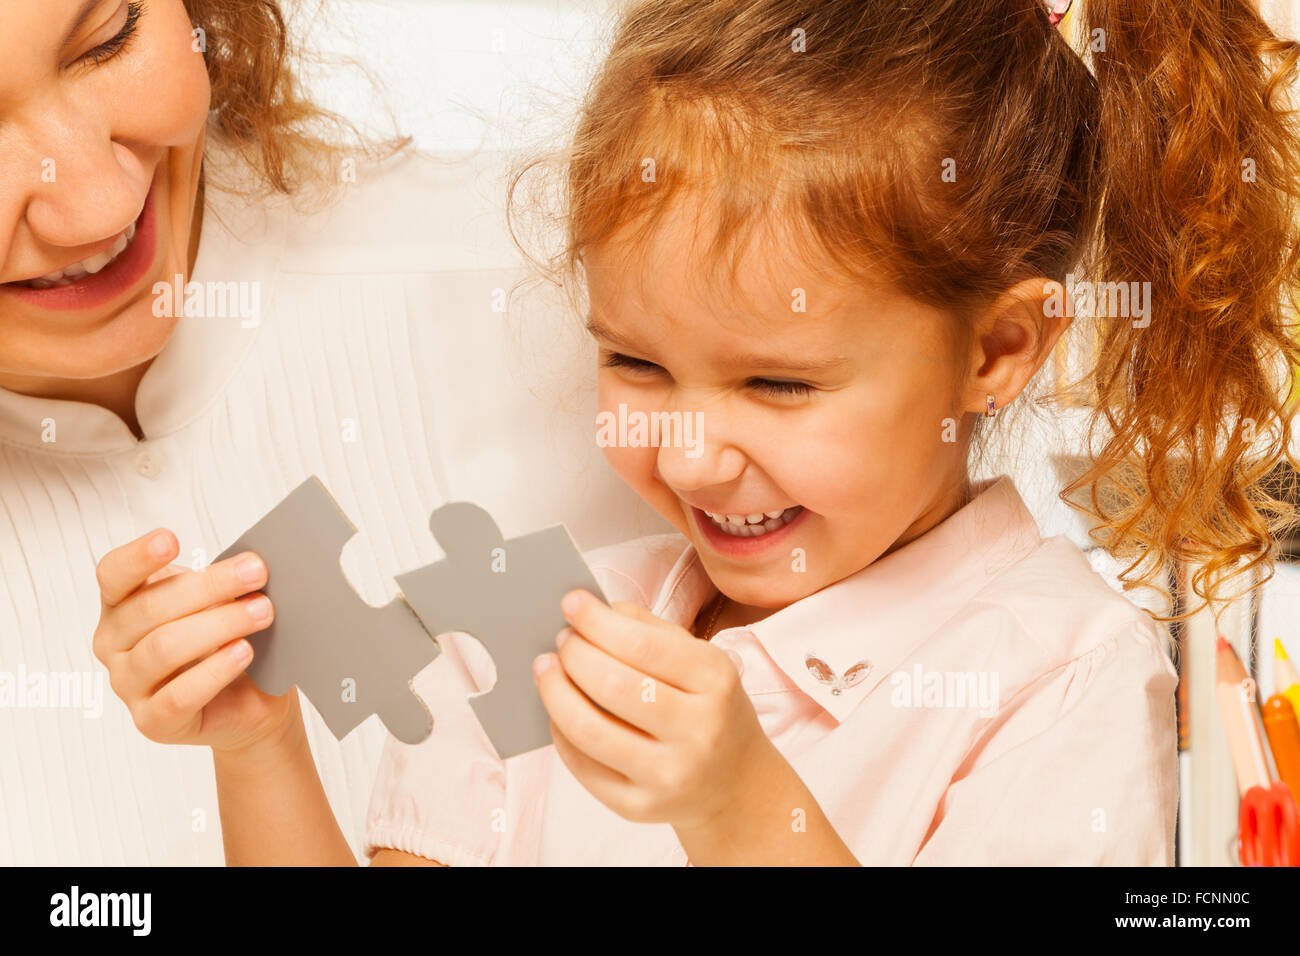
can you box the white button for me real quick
[134,447,164,479]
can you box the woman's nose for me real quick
[22,139,148,248]
[4,91,150,253]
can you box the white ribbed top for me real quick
[0,129,662,864]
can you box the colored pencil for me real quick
[1215,637,1272,796]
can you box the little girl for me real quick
[96,0,1300,865]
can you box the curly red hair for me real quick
[185,0,410,202]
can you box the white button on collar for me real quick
[134,447,164,479]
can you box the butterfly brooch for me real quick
[804,654,872,696]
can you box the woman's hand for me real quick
[533,589,773,834]
[93,528,294,756]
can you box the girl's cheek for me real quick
[755,404,860,506]
[601,443,659,496]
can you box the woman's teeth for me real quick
[20,221,138,289]
[703,505,803,537]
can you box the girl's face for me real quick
[586,204,979,610]
[0,0,210,382]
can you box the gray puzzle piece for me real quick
[215,477,440,744]
[397,503,608,760]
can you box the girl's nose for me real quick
[655,409,746,492]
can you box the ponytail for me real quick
[1067,0,1300,618]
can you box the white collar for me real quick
[648,475,1045,722]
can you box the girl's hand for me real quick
[534,589,773,833]
[93,528,294,755]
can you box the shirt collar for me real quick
[0,127,287,455]
[648,475,1045,723]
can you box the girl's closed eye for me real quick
[600,351,662,376]
[600,350,814,398]
[746,377,813,398]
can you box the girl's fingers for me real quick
[554,627,686,740]
[97,529,178,608]
[135,639,256,741]
[547,719,640,815]
[560,590,708,692]
[534,650,657,777]
[120,594,275,701]
[103,551,269,655]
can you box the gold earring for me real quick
[985,394,996,417]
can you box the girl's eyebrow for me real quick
[584,316,847,373]
[584,316,646,354]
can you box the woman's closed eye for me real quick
[73,0,144,69]
[600,351,814,397]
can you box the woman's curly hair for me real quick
[185,0,410,204]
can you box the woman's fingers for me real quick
[96,529,178,608]
[132,638,257,742]
[99,551,269,656]
[117,593,275,702]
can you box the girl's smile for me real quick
[700,504,804,536]
[690,502,809,559]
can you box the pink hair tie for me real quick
[1045,0,1073,27]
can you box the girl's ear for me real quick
[960,276,1071,414]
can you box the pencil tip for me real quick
[1217,635,1231,652]
[1277,638,1289,660]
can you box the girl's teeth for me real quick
[704,505,803,537]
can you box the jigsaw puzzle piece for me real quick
[396,502,608,760]
[215,476,440,744]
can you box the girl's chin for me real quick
[694,563,813,611]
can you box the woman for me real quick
[0,0,653,864]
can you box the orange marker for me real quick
[1261,695,1300,801]
[1276,638,1300,717]
[1216,637,1271,795]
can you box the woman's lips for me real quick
[691,503,810,559]
[0,184,159,312]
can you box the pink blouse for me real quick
[363,475,1178,865]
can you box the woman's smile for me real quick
[0,179,158,312]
